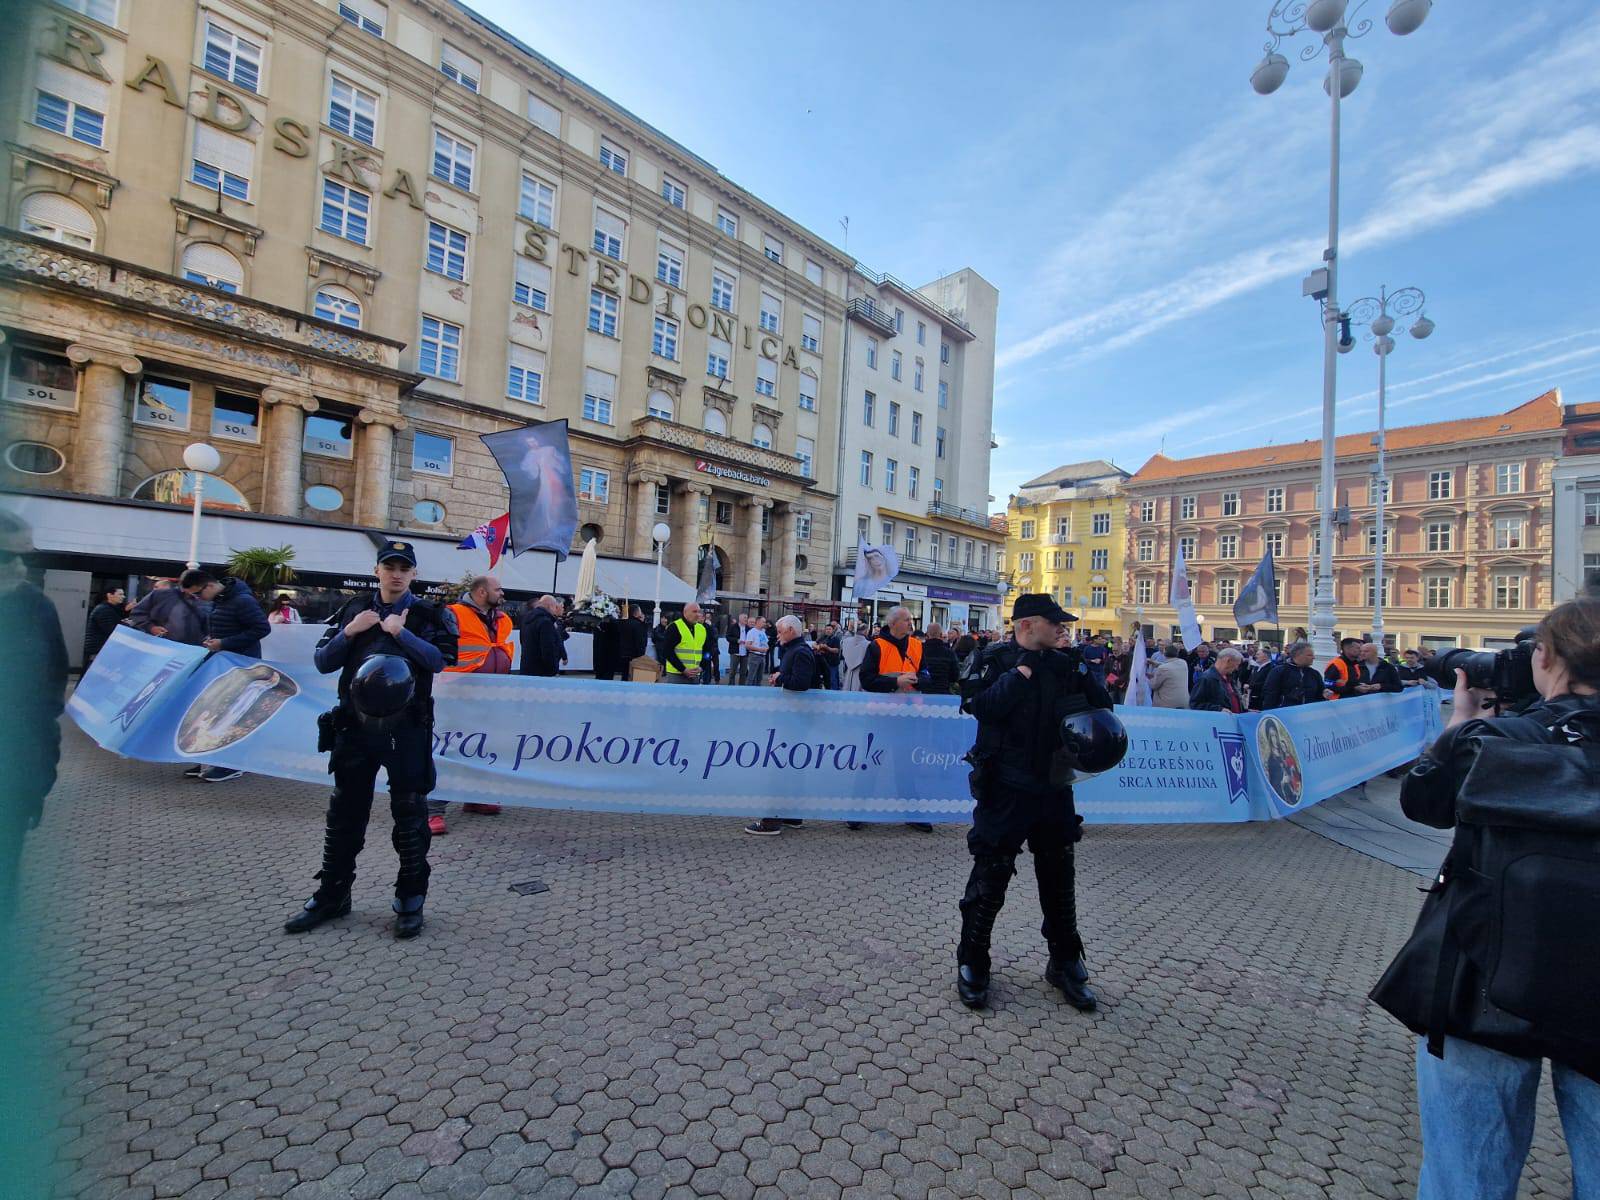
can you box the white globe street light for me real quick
[181,441,221,570]
[651,521,672,626]
[1249,0,1428,666]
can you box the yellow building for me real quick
[1001,460,1130,634]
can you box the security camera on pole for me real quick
[1343,285,1435,649]
[1249,0,1431,665]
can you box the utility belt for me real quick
[316,697,434,751]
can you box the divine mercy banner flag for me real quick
[71,629,1441,827]
[481,420,579,560]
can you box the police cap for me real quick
[1011,592,1077,624]
[377,540,418,568]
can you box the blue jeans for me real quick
[1417,1036,1600,1199]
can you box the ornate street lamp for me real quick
[181,441,221,570]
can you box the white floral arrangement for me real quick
[572,591,620,622]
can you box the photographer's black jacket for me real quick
[964,641,1113,787]
[1400,693,1600,828]
[315,592,458,707]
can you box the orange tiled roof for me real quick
[1129,390,1562,483]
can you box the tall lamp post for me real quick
[1344,286,1433,648]
[182,442,221,570]
[1249,0,1431,663]
[651,521,671,626]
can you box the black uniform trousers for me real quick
[958,778,1085,974]
[318,719,436,900]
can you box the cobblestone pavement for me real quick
[17,723,1577,1199]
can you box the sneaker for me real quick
[200,766,243,782]
[428,814,448,836]
[462,803,502,815]
[183,764,205,779]
[743,819,783,836]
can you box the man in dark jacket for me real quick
[1261,640,1334,709]
[518,595,566,676]
[618,606,649,672]
[82,585,125,668]
[1356,642,1403,694]
[744,616,817,836]
[127,569,219,644]
[920,622,960,695]
[190,576,271,781]
[1190,648,1246,713]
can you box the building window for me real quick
[579,467,610,503]
[1496,462,1524,494]
[418,316,461,381]
[1090,548,1109,570]
[759,292,782,333]
[716,207,738,237]
[940,341,950,364]
[1019,520,1036,540]
[762,234,783,264]
[913,358,924,391]
[210,391,258,442]
[134,375,191,429]
[1264,531,1285,559]
[526,93,560,136]
[723,502,739,529]
[1218,578,1238,606]
[1363,523,1393,553]
[1220,491,1240,516]
[1091,513,1111,536]
[711,270,736,313]
[796,436,814,480]
[592,209,625,260]
[936,426,946,459]
[303,412,353,459]
[1137,538,1154,563]
[1265,487,1285,514]
[1363,577,1394,608]
[4,441,65,476]
[1055,517,1070,538]
[1493,574,1524,610]
[1367,476,1392,505]
[645,389,673,420]
[651,316,679,360]
[887,400,901,437]
[660,173,686,208]
[654,483,671,515]
[1425,521,1453,552]
[885,458,898,493]
[1138,499,1155,522]
[911,411,923,445]
[798,373,817,412]
[866,338,878,369]
[204,18,263,93]
[741,422,770,451]
[915,320,926,346]
[302,483,342,512]
[431,128,474,190]
[860,451,873,488]
[706,337,730,380]
[1584,492,1600,526]
[891,350,902,381]
[338,0,385,37]
[1180,495,1196,520]
[1218,533,1238,559]
[582,368,615,425]
[18,192,95,249]
[804,259,823,286]
[1425,576,1453,609]
[513,257,551,312]
[903,526,917,558]
[328,76,377,145]
[191,125,252,200]
[802,313,821,353]
[1178,535,1196,561]
[180,242,243,293]
[908,466,920,500]
[656,241,684,288]
[1585,554,1600,590]
[1493,515,1525,550]
[1429,469,1453,500]
[964,541,974,568]
[755,358,777,398]
[1063,551,1074,570]
[1018,552,1034,574]
[862,391,875,427]
[318,178,370,244]
[439,42,479,91]
[937,380,948,409]
[506,345,544,405]
[425,221,468,281]
[703,408,727,436]
[797,510,813,540]
[1136,578,1154,605]
[519,172,555,228]
[32,63,108,148]
[894,308,904,334]
[412,499,445,525]
[2,346,77,411]
[598,138,627,175]
[61,0,117,21]
[588,289,619,337]
[411,430,453,476]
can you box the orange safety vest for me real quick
[874,635,923,675]
[446,602,514,673]
[1323,655,1354,697]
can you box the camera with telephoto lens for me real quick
[1427,626,1538,710]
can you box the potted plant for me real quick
[226,545,297,597]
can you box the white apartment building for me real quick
[832,266,1002,631]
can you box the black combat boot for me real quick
[392,894,425,939]
[284,876,352,933]
[1035,844,1096,1011]
[956,853,1015,1009]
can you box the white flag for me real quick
[853,538,901,602]
[1128,632,1152,707]
[1170,547,1204,650]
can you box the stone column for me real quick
[66,344,142,497]
[260,387,319,517]
[774,501,799,600]
[740,496,772,596]
[355,410,406,527]
[674,482,711,582]
[631,471,668,559]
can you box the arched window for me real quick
[580,522,604,546]
[702,408,727,436]
[313,285,362,329]
[752,423,773,449]
[646,388,673,421]
[19,192,95,249]
[180,243,244,294]
[132,470,251,511]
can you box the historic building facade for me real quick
[1000,460,1130,635]
[832,266,1004,631]
[1120,391,1567,651]
[1552,398,1600,602]
[1,0,858,605]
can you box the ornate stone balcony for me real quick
[630,416,805,479]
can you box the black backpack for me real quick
[1370,704,1600,1081]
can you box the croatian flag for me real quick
[458,512,511,568]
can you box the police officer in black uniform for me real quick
[956,593,1115,1010]
[284,541,457,939]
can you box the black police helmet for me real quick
[350,654,416,726]
[1058,709,1129,779]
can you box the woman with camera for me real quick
[1374,598,1600,1198]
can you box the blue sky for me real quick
[470,0,1600,507]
